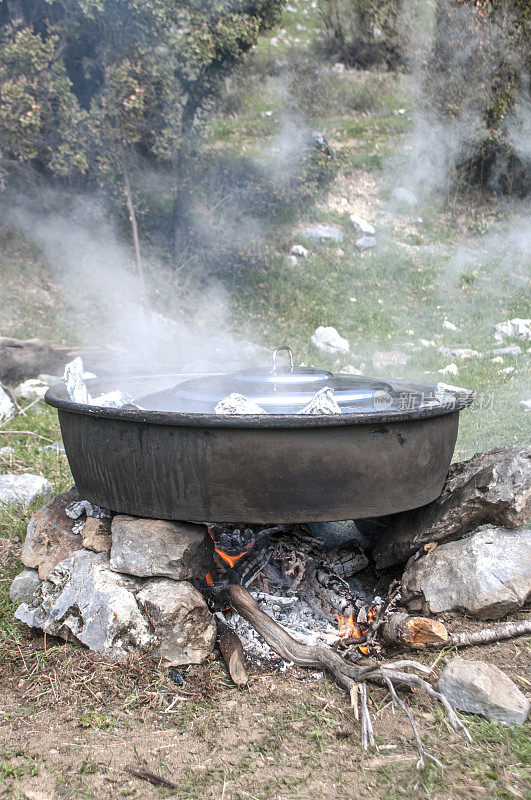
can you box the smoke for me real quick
[5,183,269,376]
[390,0,529,201]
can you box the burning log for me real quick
[381,612,448,649]
[215,614,248,686]
[228,584,471,768]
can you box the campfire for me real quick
[9,350,531,766]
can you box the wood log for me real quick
[446,618,531,648]
[0,337,73,382]
[215,615,248,686]
[363,446,530,568]
[381,612,448,649]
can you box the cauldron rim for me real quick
[45,374,473,429]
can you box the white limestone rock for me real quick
[290,244,309,258]
[9,568,42,605]
[436,658,529,725]
[402,526,531,620]
[494,318,531,342]
[14,378,49,399]
[310,326,350,356]
[15,550,215,664]
[439,363,459,377]
[0,385,15,420]
[110,516,214,580]
[349,215,375,236]
[0,474,53,510]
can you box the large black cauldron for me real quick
[45,352,473,523]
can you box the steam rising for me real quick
[6,187,268,376]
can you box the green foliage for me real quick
[0,0,284,185]
[427,0,530,196]
[317,0,405,68]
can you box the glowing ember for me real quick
[205,571,214,587]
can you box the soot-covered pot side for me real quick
[45,367,473,523]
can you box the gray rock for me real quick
[300,224,344,242]
[349,215,375,236]
[439,347,484,360]
[15,550,215,664]
[82,517,112,552]
[519,399,531,412]
[492,346,522,357]
[355,235,377,251]
[9,568,41,604]
[0,474,53,511]
[21,487,84,579]
[136,580,216,665]
[494,318,531,342]
[0,446,15,457]
[310,326,349,355]
[436,658,530,725]
[370,446,531,568]
[372,350,410,370]
[110,516,214,580]
[391,187,418,207]
[402,526,531,619]
[290,244,309,258]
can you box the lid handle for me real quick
[272,346,294,373]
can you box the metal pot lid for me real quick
[135,346,441,414]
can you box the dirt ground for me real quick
[1,610,529,800]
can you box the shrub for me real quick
[318,0,406,69]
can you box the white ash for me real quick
[219,591,338,667]
[72,520,85,535]
[214,393,266,415]
[0,446,15,457]
[297,387,341,415]
[66,499,112,520]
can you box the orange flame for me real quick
[215,547,247,569]
[205,571,214,587]
[334,612,362,640]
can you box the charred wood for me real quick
[215,614,248,686]
[229,584,471,762]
